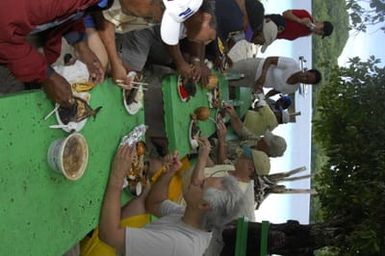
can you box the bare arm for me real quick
[99,145,134,254]
[94,13,120,69]
[216,120,228,164]
[145,153,181,217]
[191,137,211,185]
[93,13,130,86]
[254,57,279,91]
[166,44,193,81]
[282,10,312,26]
[225,105,243,136]
[188,41,210,85]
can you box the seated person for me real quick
[181,136,270,221]
[229,56,322,96]
[84,138,245,256]
[0,0,111,107]
[95,0,216,88]
[217,105,287,160]
[278,9,333,41]
[267,95,292,111]
[242,104,289,137]
[215,0,265,46]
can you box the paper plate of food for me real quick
[177,76,197,102]
[124,141,148,196]
[122,72,146,115]
[207,86,221,109]
[123,86,144,115]
[51,92,102,133]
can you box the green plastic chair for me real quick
[234,217,270,256]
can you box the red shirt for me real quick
[0,0,98,82]
[277,9,313,41]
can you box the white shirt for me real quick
[259,57,301,94]
[125,200,212,256]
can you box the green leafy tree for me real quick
[347,0,385,33]
[313,57,385,255]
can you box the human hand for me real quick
[111,144,135,181]
[198,137,211,155]
[300,17,313,27]
[111,62,135,90]
[198,63,210,86]
[75,41,105,83]
[41,72,74,108]
[163,151,182,173]
[216,119,227,142]
[224,104,237,118]
[177,61,193,82]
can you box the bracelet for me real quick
[192,57,201,63]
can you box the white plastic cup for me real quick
[47,133,89,181]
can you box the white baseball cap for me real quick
[260,19,278,53]
[161,0,203,45]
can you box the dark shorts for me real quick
[215,0,244,41]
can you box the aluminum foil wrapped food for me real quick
[120,124,148,146]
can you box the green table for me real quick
[162,74,229,157]
[0,80,144,255]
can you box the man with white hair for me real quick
[97,139,244,256]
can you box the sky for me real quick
[338,21,385,67]
[255,0,313,225]
[338,0,385,66]
[252,0,385,225]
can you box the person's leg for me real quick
[116,26,161,72]
[229,58,263,88]
[85,27,109,72]
[0,65,25,95]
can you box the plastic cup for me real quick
[47,133,89,181]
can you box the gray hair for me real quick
[202,175,245,230]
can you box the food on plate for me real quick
[71,81,96,92]
[58,96,102,124]
[63,135,85,178]
[126,141,148,195]
[192,106,210,121]
[205,74,218,90]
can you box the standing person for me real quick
[96,138,245,255]
[277,9,333,41]
[229,56,322,96]
[0,0,111,107]
[95,0,216,89]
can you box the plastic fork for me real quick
[49,122,77,130]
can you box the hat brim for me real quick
[260,20,278,53]
[161,11,181,46]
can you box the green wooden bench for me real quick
[235,217,270,256]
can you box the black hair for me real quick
[308,69,322,84]
[265,14,286,30]
[322,21,334,38]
